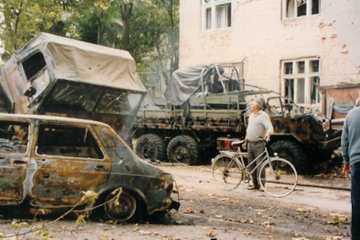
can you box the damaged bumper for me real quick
[168,199,180,211]
[169,180,180,211]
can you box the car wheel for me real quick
[104,190,137,222]
[135,134,164,160]
[166,135,198,165]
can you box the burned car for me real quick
[0,113,179,222]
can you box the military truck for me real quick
[0,32,147,142]
[132,65,342,173]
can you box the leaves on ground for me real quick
[325,237,344,240]
[260,221,275,228]
[328,214,349,225]
[296,207,315,213]
[181,207,195,214]
[205,231,217,237]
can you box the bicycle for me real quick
[211,138,298,197]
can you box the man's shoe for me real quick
[247,185,259,190]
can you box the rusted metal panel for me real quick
[0,157,28,204]
[31,158,111,207]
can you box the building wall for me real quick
[179,0,360,99]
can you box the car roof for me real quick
[0,113,110,127]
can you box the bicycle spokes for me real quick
[259,158,297,197]
[211,154,243,191]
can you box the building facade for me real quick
[179,0,360,109]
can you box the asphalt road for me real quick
[159,163,351,240]
[0,163,351,240]
[160,163,351,213]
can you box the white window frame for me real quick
[202,0,231,31]
[281,58,320,106]
[282,0,320,19]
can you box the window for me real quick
[0,121,29,153]
[283,0,320,19]
[36,124,104,159]
[206,7,212,30]
[281,59,320,105]
[21,52,46,81]
[203,0,231,31]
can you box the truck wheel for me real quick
[270,140,308,174]
[135,134,164,160]
[167,135,198,165]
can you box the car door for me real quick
[31,121,111,207]
[0,120,31,204]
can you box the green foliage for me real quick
[0,0,65,56]
[0,0,179,84]
[76,214,87,224]
[129,0,179,84]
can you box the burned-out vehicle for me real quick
[0,32,147,143]
[132,64,341,173]
[0,113,179,222]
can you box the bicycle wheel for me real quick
[258,157,297,197]
[211,153,243,191]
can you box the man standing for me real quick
[242,98,274,190]
[341,106,360,240]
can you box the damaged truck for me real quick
[0,32,146,143]
[0,32,179,220]
[132,64,342,173]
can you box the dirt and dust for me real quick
[161,163,351,240]
[0,162,352,240]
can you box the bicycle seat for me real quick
[231,140,245,146]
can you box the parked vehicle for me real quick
[132,65,342,173]
[0,32,147,143]
[0,113,179,222]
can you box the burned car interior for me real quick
[0,121,29,153]
[36,124,104,159]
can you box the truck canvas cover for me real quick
[0,32,146,138]
[164,64,223,106]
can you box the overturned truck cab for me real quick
[0,32,146,142]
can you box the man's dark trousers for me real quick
[248,141,265,189]
[351,162,360,240]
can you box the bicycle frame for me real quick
[230,140,271,177]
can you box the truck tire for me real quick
[167,135,198,165]
[270,140,308,174]
[135,134,164,160]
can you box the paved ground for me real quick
[0,163,352,240]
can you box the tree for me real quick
[0,0,65,58]
[69,0,179,82]
[0,0,180,85]
[149,0,179,84]
[66,0,119,45]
